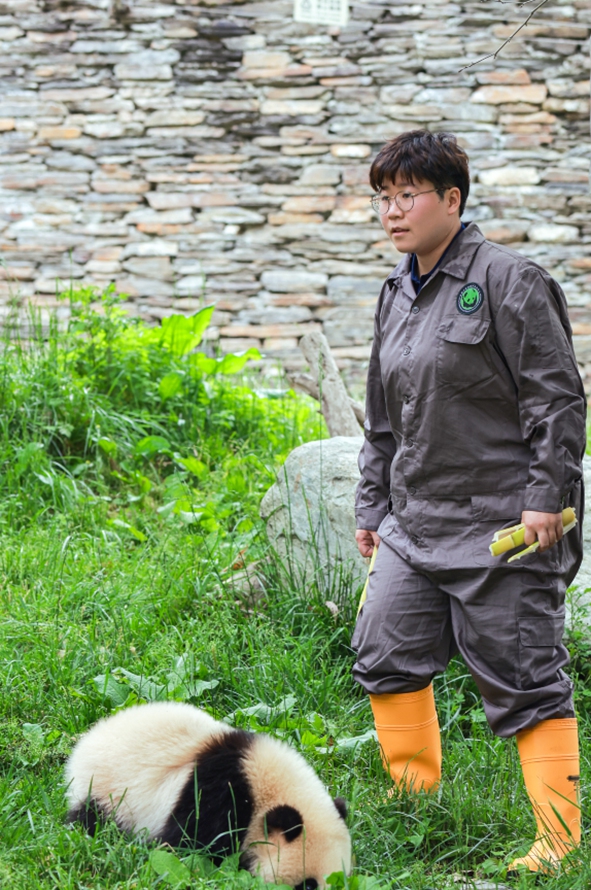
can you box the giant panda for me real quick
[65,701,352,889]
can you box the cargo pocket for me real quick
[471,490,524,567]
[436,315,494,390]
[518,615,564,690]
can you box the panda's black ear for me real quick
[333,797,347,820]
[264,804,303,842]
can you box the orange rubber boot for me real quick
[369,685,441,793]
[509,718,581,873]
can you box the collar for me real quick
[410,222,465,294]
[387,221,485,288]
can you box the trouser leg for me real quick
[441,562,574,737]
[352,540,456,694]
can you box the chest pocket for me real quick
[436,315,494,391]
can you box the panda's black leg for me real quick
[67,800,105,836]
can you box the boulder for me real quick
[260,436,367,589]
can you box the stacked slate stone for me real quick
[0,0,589,391]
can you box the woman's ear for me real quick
[447,186,462,215]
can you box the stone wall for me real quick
[0,0,589,393]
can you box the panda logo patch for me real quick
[457,283,484,315]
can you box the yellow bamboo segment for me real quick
[489,507,576,557]
[357,546,378,615]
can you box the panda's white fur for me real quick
[65,701,351,889]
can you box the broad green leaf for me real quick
[334,729,377,750]
[174,455,208,478]
[115,668,166,701]
[98,437,117,456]
[22,723,45,746]
[130,471,152,493]
[168,653,190,683]
[159,306,215,357]
[190,678,220,696]
[157,500,177,517]
[300,729,327,748]
[230,702,274,722]
[275,694,297,715]
[182,853,216,877]
[93,674,130,708]
[178,509,204,524]
[163,472,189,498]
[326,875,386,890]
[190,353,217,374]
[190,348,262,376]
[107,518,147,543]
[215,348,262,374]
[133,435,171,457]
[15,442,45,475]
[355,878,388,890]
[159,372,184,400]
[149,849,192,886]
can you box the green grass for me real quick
[1,288,590,889]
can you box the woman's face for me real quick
[378,174,461,259]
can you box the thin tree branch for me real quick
[460,0,551,71]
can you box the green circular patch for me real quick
[457,283,484,314]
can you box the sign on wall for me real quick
[294,0,349,27]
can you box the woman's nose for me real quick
[386,197,403,218]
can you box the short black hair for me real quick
[369,130,470,216]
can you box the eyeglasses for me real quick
[370,188,442,215]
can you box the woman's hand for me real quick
[521,510,563,552]
[355,529,381,558]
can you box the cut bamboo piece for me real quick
[489,507,576,558]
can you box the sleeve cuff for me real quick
[523,489,563,514]
[356,508,389,531]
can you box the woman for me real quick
[352,129,586,873]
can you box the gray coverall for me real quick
[352,222,586,737]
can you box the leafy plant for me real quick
[0,285,319,530]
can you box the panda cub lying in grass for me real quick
[65,701,352,890]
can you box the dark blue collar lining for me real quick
[410,222,466,295]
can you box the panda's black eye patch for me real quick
[264,804,303,841]
[294,881,318,890]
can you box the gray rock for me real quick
[260,436,367,590]
[261,270,329,293]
